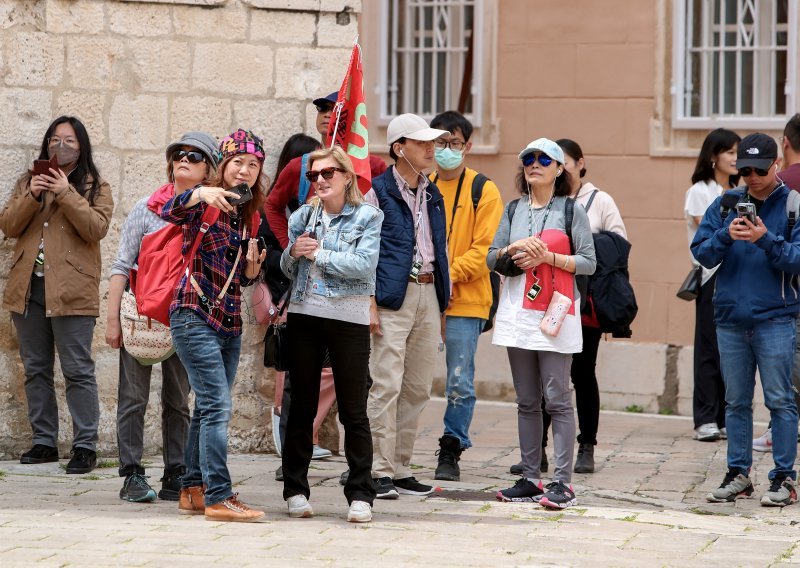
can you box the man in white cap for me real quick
[367,113,451,498]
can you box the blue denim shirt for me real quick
[280,201,384,303]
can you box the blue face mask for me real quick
[434,147,464,171]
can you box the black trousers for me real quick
[693,273,725,429]
[542,325,603,447]
[282,312,376,505]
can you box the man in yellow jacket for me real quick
[429,111,504,481]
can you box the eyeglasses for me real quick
[434,138,466,151]
[522,153,554,168]
[315,102,335,113]
[48,136,78,148]
[305,167,345,182]
[738,165,771,177]
[171,150,206,164]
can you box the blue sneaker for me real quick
[119,473,157,503]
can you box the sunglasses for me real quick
[171,150,206,164]
[305,167,345,182]
[738,165,771,177]
[522,153,554,168]
[315,103,335,113]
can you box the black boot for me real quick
[434,435,463,481]
[574,443,595,473]
[158,467,184,501]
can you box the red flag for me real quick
[327,42,372,194]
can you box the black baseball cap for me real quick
[312,91,338,109]
[736,133,778,170]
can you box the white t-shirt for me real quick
[685,179,723,284]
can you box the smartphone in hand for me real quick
[227,182,253,206]
[30,155,59,177]
[737,202,756,225]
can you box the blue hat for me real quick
[518,138,566,165]
[313,92,338,108]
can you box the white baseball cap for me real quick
[387,113,449,145]
[518,138,566,164]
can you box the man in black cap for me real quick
[692,133,800,508]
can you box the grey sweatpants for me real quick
[507,347,575,484]
[12,275,99,451]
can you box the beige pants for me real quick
[368,282,441,479]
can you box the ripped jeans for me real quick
[442,316,485,449]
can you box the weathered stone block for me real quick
[108,94,168,151]
[66,37,125,90]
[0,88,53,145]
[127,39,191,93]
[0,1,45,30]
[109,2,172,37]
[170,96,231,141]
[317,10,358,48]
[93,150,122,201]
[173,3,247,38]
[56,91,106,145]
[0,149,35,200]
[250,9,316,45]
[4,32,64,86]
[274,47,351,99]
[242,0,319,10]
[232,99,303,175]
[597,342,666,396]
[119,153,167,215]
[45,0,105,34]
[191,43,274,97]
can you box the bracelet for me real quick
[562,255,570,269]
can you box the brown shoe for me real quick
[178,485,205,515]
[205,494,265,523]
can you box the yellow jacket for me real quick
[432,167,504,319]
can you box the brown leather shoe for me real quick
[204,494,265,523]
[178,485,205,515]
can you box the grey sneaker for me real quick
[761,477,797,507]
[707,470,754,502]
[694,422,721,441]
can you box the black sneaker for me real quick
[120,473,157,503]
[509,454,548,476]
[275,466,283,482]
[339,469,349,486]
[65,447,97,474]
[158,472,182,501]
[20,444,58,464]
[393,476,434,496]
[509,462,523,475]
[539,481,577,510]
[373,476,399,499]
[434,435,463,481]
[496,477,544,502]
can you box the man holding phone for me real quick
[692,133,800,508]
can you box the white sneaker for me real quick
[347,500,372,523]
[719,427,727,439]
[753,428,773,452]
[312,445,333,460]
[693,422,721,441]
[286,494,313,518]
[271,408,282,458]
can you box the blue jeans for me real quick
[442,316,484,449]
[170,309,242,506]
[717,319,799,481]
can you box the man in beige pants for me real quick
[367,114,451,498]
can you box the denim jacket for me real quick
[280,201,384,303]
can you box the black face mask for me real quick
[49,144,80,166]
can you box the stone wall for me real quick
[0,0,360,460]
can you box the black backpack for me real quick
[434,172,499,332]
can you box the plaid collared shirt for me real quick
[160,189,257,338]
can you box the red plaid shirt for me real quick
[160,189,258,338]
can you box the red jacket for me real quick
[265,154,388,248]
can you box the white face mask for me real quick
[434,147,464,170]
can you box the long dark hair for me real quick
[691,128,741,188]
[38,116,101,205]
[515,165,572,197]
[268,133,321,195]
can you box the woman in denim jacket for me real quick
[280,146,383,523]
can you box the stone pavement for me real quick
[1,398,799,567]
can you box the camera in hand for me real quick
[227,182,253,206]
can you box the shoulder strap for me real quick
[471,173,488,210]
[297,153,312,205]
[507,198,519,223]
[720,186,747,219]
[565,197,575,254]
[584,189,598,213]
[787,190,800,233]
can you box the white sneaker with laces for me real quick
[286,494,313,518]
[753,428,773,452]
[347,500,372,523]
[312,445,333,460]
[693,422,721,441]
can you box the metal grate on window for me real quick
[680,0,792,120]
[380,0,481,125]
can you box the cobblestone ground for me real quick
[1,398,799,567]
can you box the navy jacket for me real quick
[372,166,451,312]
[691,183,800,326]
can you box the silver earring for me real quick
[711,161,716,169]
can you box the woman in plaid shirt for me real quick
[160,129,267,522]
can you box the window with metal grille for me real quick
[379,0,483,126]
[672,0,797,128]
